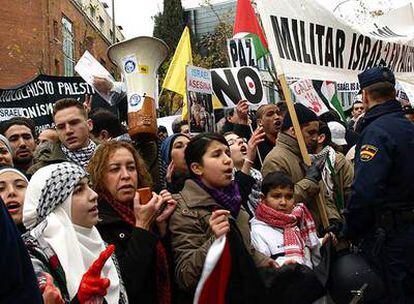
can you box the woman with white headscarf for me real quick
[23,162,128,304]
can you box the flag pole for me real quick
[278,74,329,228]
[254,4,330,229]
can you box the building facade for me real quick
[0,0,123,88]
[185,0,236,40]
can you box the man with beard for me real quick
[28,98,96,174]
[262,104,341,231]
[0,117,37,174]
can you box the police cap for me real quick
[357,66,395,94]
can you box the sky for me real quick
[106,0,229,39]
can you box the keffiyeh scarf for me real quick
[25,162,87,230]
[255,203,319,263]
[61,140,97,168]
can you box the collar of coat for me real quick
[360,99,403,130]
[180,179,221,209]
[276,132,302,158]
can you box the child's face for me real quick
[264,186,295,214]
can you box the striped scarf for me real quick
[61,140,97,168]
[255,203,319,263]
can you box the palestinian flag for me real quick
[233,0,269,59]
[319,81,346,122]
[193,236,231,304]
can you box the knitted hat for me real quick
[281,103,318,129]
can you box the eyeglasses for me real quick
[227,137,247,146]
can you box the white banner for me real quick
[256,0,414,84]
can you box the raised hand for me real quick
[209,210,230,238]
[236,100,249,124]
[246,126,265,163]
[77,245,115,303]
[40,272,64,304]
[166,161,175,183]
[133,191,162,230]
[83,94,92,115]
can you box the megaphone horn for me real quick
[108,36,169,140]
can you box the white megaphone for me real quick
[108,36,169,139]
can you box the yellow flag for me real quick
[162,27,192,119]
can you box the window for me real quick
[54,59,60,75]
[53,20,59,38]
[99,16,104,29]
[90,5,96,18]
[110,30,114,41]
[62,16,74,76]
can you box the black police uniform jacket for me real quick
[346,100,414,238]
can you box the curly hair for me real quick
[87,141,152,199]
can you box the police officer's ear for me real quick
[362,90,369,104]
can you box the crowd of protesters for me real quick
[0,66,413,304]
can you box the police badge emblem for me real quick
[360,144,378,162]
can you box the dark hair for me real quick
[318,121,331,147]
[364,82,396,101]
[89,108,127,138]
[224,108,235,118]
[53,98,87,118]
[261,171,294,196]
[276,101,288,116]
[172,118,189,134]
[319,110,341,124]
[352,100,363,107]
[185,133,229,176]
[0,117,37,139]
[158,125,168,133]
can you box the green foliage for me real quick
[153,0,185,52]
[193,22,233,69]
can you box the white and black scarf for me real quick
[23,162,124,304]
[61,140,97,168]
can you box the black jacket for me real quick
[346,100,414,237]
[0,199,42,304]
[96,199,158,304]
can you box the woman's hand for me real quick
[246,126,265,163]
[77,245,115,303]
[166,161,175,183]
[241,126,265,174]
[133,191,162,230]
[209,210,230,238]
[156,190,177,236]
[40,273,64,304]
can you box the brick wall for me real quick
[0,0,117,88]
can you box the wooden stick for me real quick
[278,74,330,229]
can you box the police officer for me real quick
[345,66,414,303]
